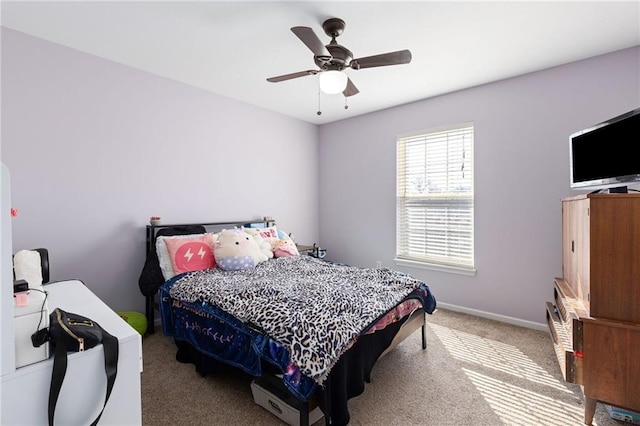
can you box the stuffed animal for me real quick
[252,233,274,259]
[273,237,300,258]
[214,228,269,271]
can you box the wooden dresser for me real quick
[546,193,640,425]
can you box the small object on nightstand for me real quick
[150,216,161,226]
[297,243,326,259]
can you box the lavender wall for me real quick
[3,26,639,327]
[1,28,319,313]
[318,46,640,326]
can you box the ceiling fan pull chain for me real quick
[344,97,349,110]
[317,84,322,115]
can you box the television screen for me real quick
[570,107,640,191]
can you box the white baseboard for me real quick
[434,302,548,332]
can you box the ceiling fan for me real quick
[266,18,412,98]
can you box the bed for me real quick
[138,219,436,426]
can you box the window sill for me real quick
[394,258,477,276]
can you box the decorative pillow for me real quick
[276,228,289,239]
[273,236,300,258]
[244,226,280,249]
[156,234,198,280]
[214,228,268,271]
[158,233,217,279]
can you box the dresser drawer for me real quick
[546,302,583,383]
[553,278,589,323]
[582,318,640,414]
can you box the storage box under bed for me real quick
[251,374,323,426]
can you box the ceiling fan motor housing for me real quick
[315,44,353,70]
[314,18,352,71]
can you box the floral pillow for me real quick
[160,233,217,278]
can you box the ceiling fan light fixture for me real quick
[319,70,348,94]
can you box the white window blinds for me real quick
[396,124,474,273]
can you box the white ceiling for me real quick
[2,1,639,125]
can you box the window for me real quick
[396,123,475,275]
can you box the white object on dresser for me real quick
[0,279,143,425]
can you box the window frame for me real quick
[395,122,476,276]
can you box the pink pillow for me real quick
[164,234,216,275]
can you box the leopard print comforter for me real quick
[169,255,431,384]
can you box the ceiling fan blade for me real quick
[343,78,360,97]
[350,49,412,70]
[291,26,331,59]
[267,70,318,83]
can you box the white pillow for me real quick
[156,233,217,280]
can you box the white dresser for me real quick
[0,279,143,425]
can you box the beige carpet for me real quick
[141,308,625,425]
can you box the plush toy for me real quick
[214,228,269,271]
[252,233,274,259]
[273,237,300,258]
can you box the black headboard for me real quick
[145,218,275,257]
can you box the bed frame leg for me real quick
[299,399,309,426]
[146,295,155,334]
[421,323,427,350]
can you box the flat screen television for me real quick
[570,107,640,192]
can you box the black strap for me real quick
[93,330,119,426]
[48,340,68,426]
[47,328,119,426]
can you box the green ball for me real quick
[117,311,148,336]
